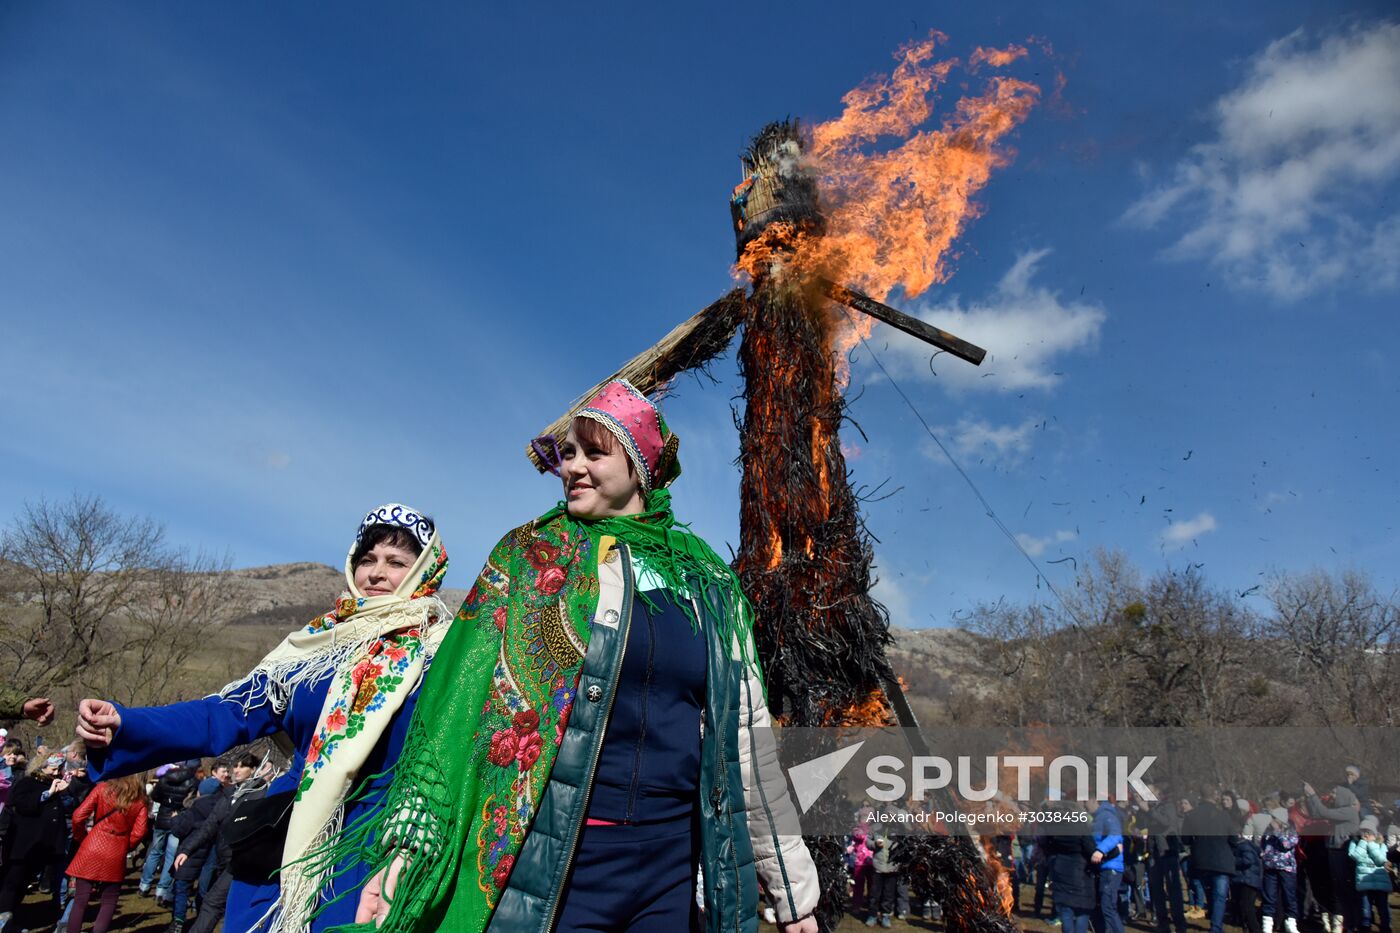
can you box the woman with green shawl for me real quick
[328,379,819,933]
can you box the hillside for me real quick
[885,625,989,723]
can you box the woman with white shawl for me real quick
[77,504,453,933]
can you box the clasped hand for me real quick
[75,699,121,748]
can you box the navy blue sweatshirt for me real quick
[588,587,708,823]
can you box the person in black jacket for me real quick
[1233,833,1264,933]
[1044,801,1099,933]
[164,778,225,933]
[52,744,95,931]
[0,754,72,933]
[177,754,262,933]
[1141,786,1188,933]
[141,759,200,907]
[1182,786,1239,933]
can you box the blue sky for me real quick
[3,2,1397,627]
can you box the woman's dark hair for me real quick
[352,522,429,566]
[569,417,635,476]
[234,753,259,770]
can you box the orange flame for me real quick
[734,31,1041,375]
[979,836,1018,916]
[822,686,892,726]
[970,44,1029,70]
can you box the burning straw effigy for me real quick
[728,119,1012,933]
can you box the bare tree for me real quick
[1128,567,1265,727]
[1264,569,1400,726]
[0,495,236,708]
[963,550,1266,728]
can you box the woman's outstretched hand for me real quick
[22,697,55,725]
[75,699,121,748]
[357,853,408,927]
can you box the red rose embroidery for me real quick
[325,708,348,733]
[307,734,324,765]
[493,804,508,835]
[493,606,508,631]
[350,660,382,714]
[525,541,561,570]
[493,854,516,889]
[536,565,566,595]
[516,731,543,770]
[487,729,519,767]
[351,658,380,688]
[512,709,540,733]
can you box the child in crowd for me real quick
[866,824,900,929]
[1233,832,1264,933]
[846,826,874,916]
[1260,807,1300,933]
[1349,818,1392,933]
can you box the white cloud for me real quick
[881,249,1106,392]
[1159,511,1218,551]
[1015,529,1077,558]
[1258,489,1302,511]
[871,573,917,626]
[1125,22,1400,298]
[933,416,1040,468]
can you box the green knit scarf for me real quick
[562,489,760,674]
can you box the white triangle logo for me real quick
[788,741,866,814]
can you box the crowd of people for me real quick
[1020,772,1399,933]
[0,713,280,933]
[843,772,1398,933]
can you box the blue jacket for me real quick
[1233,838,1262,889]
[89,668,421,932]
[1092,802,1125,871]
[1349,839,1393,892]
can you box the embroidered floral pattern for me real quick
[298,630,425,797]
[463,516,598,906]
[492,854,516,890]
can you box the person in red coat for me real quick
[65,774,148,933]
